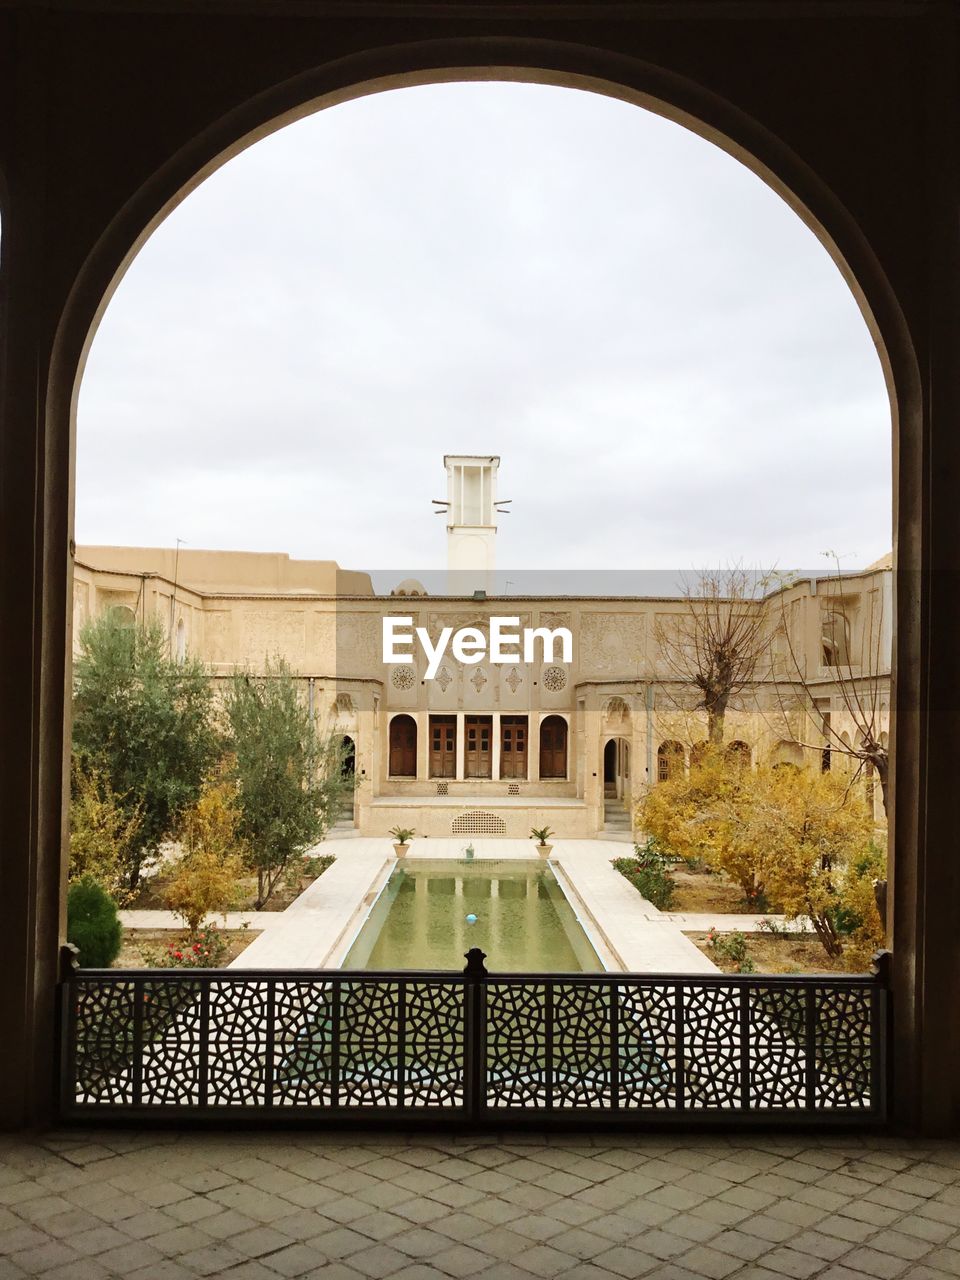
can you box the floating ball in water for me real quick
[465,913,478,924]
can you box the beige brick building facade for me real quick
[72,538,890,840]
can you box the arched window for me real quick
[176,617,186,663]
[725,740,751,770]
[106,603,136,629]
[657,740,684,782]
[822,609,850,666]
[772,739,804,769]
[388,714,417,778]
[690,740,709,769]
[539,715,568,779]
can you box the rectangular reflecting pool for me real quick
[343,859,603,972]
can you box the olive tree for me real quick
[224,658,350,908]
[72,612,218,888]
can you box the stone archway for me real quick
[3,9,951,1132]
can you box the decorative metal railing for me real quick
[59,949,889,1123]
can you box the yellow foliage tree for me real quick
[720,766,874,958]
[178,771,246,862]
[639,753,884,965]
[164,848,244,934]
[164,775,246,933]
[69,761,142,902]
[638,748,748,877]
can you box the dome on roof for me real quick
[391,578,428,597]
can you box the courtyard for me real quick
[117,838,725,975]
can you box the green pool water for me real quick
[342,859,602,972]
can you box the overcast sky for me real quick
[76,82,891,577]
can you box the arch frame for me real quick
[0,7,950,1133]
[387,712,418,779]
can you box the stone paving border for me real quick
[1,1128,958,1279]
[551,843,718,975]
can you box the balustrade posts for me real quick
[463,947,488,1120]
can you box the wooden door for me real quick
[539,715,568,779]
[429,716,456,778]
[500,716,528,779]
[465,715,493,779]
[388,716,417,777]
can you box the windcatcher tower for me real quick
[442,455,500,595]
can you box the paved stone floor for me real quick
[1,1130,959,1280]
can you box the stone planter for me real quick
[393,843,409,858]
[535,843,552,858]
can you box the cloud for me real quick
[76,82,890,575]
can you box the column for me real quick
[455,711,465,781]
[529,713,541,784]
[492,712,501,781]
[416,712,429,781]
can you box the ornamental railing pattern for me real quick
[59,949,889,1123]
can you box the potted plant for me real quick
[530,826,555,858]
[389,826,415,857]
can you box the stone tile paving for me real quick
[1,1131,960,1280]
[0,1130,958,1280]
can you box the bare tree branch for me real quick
[655,566,774,745]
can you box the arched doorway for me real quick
[388,714,417,778]
[657,740,685,783]
[603,739,617,796]
[5,19,943,1133]
[539,715,568,780]
[340,734,356,779]
[335,734,358,828]
[603,736,632,800]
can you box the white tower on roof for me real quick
[440,455,503,595]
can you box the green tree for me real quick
[225,658,350,908]
[72,612,218,888]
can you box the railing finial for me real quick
[871,948,893,985]
[59,943,80,980]
[463,947,488,977]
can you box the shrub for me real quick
[155,922,229,968]
[69,761,142,902]
[67,875,122,968]
[612,840,675,910]
[164,847,244,934]
[706,928,756,974]
[836,842,887,971]
[302,854,335,880]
